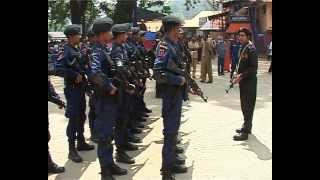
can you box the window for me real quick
[263,5,266,14]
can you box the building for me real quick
[182,11,220,37]
[256,0,272,46]
[48,32,66,41]
[207,0,272,54]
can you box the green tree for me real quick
[113,0,136,24]
[48,0,70,31]
[99,1,116,18]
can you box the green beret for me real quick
[64,24,81,37]
[92,17,113,34]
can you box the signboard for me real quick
[230,15,250,22]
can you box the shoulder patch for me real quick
[158,41,168,57]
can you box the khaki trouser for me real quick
[201,57,213,82]
[192,56,198,78]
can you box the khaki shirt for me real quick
[188,41,199,59]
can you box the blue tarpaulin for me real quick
[144,32,157,40]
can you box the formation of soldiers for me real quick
[48,15,258,180]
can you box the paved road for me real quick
[48,58,272,180]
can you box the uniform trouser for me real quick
[161,91,183,171]
[198,48,202,62]
[115,92,131,149]
[64,86,87,143]
[200,57,213,81]
[94,96,118,168]
[239,78,257,133]
[230,61,237,79]
[191,57,198,77]
[88,96,96,135]
[141,78,147,109]
[218,56,224,75]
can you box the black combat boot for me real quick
[176,136,182,144]
[77,135,95,151]
[144,107,152,113]
[235,128,251,134]
[116,149,135,164]
[233,132,249,141]
[172,164,188,173]
[175,154,185,165]
[175,146,184,154]
[161,170,175,180]
[68,140,82,163]
[136,117,147,122]
[128,134,142,143]
[123,142,139,151]
[110,163,128,175]
[48,163,65,174]
[48,152,65,174]
[136,122,146,129]
[100,167,115,180]
[131,128,143,134]
[142,113,149,118]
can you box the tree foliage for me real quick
[48,0,218,32]
[48,0,70,31]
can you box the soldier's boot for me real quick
[172,135,187,174]
[109,163,128,175]
[128,134,142,143]
[48,152,65,174]
[233,132,249,141]
[131,128,143,134]
[176,136,182,144]
[144,107,152,113]
[172,164,188,174]
[136,122,146,129]
[116,149,135,164]
[123,142,139,151]
[68,140,82,163]
[100,167,115,180]
[175,146,184,154]
[235,128,251,134]
[175,154,185,165]
[142,113,149,118]
[77,135,95,151]
[136,117,147,122]
[161,170,175,180]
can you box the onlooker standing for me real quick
[197,35,203,63]
[216,36,226,76]
[139,19,147,31]
[200,36,214,83]
[224,38,232,72]
[188,37,200,78]
[268,40,272,73]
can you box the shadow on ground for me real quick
[239,134,272,160]
[52,146,97,180]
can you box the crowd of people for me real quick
[48,14,260,180]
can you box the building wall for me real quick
[257,2,272,32]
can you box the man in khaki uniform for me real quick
[200,36,213,83]
[188,37,200,78]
